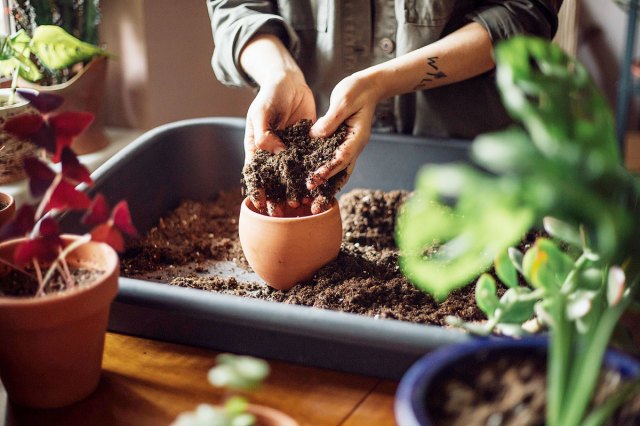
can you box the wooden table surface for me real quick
[1,333,399,426]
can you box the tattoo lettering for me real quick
[413,56,447,90]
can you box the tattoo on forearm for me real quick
[413,57,447,90]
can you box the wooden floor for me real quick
[1,333,398,426]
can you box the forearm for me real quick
[362,22,495,102]
[239,33,305,87]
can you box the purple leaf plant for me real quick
[0,89,137,296]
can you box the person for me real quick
[207,0,562,216]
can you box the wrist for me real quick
[353,67,389,104]
[240,34,304,87]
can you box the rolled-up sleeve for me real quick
[207,0,300,87]
[466,0,562,44]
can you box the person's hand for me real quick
[243,70,316,217]
[308,72,381,213]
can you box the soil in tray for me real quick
[120,188,507,325]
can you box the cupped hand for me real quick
[307,72,381,213]
[243,71,316,216]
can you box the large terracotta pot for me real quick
[0,192,16,228]
[20,56,109,155]
[0,89,37,184]
[0,235,119,408]
[238,197,342,290]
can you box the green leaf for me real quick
[522,238,574,291]
[224,396,249,416]
[543,216,583,248]
[30,25,105,71]
[497,287,537,323]
[475,274,500,318]
[397,165,535,301]
[566,290,596,321]
[508,247,525,275]
[495,249,519,288]
[607,266,626,306]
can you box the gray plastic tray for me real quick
[73,117,474,380]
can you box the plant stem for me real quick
[33,260,44,296]
[548,294,571,426]
[40,234,91,291]
[560,295,631,425]
[34,174,63,222]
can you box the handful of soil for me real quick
[242,119,349,210]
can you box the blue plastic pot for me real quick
[395,336,640,426]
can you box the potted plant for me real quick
[173,353,299,426]
[0,89,136,408]
[395,36,640,425]
[3,0,109,154]
[0,88,35,183]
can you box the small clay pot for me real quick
[0,89,37,184]
[20,56,110,155]
[247,404,299,426]
[0,235,119,408]
[238,197,342,290]
[0,192,16,228]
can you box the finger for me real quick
[249,108,285,153]
[267,200,285,217]
[249,188,267,212]
[310,100,350,138]
[287,199,300,208]
[333,161,356,193]
[243,120,257,166]
[306,141,354,190]
[311,196,331,215]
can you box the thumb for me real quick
[310,102,349,138]
[252,113,285,154]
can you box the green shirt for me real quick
[207,0,561,139]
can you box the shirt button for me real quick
[379,37,395,54]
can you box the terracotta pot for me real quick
[0,235,119,408]
[20,56,110,155]
[0,89,37,184]
[0,192,16,228]
[172,403,299,426]
[247,404,299,426]
[238,197,342,290]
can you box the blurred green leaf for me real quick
[543,217,583,248]
[475,274,500,318]
[495,249,519,288]
[31,25,105,71]
[397,165,535,300]
[522,238,574,290]
[498,287,537,323]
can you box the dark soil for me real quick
[0,201,7,210]
[121,188,497,325]
[426,350,640,426]
[0,266,104,297]
[242,119,349,211]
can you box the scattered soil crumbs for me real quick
[242,119,349,208]
[121,188,494,326]
[427,350,640,426]
[0,267,104,297]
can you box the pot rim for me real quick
[0,234,119,306]
[20,55,108,92]
[0,88,30,110]
[394,335,640,426]
[0,192,15,210]
[240,196,339,223]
